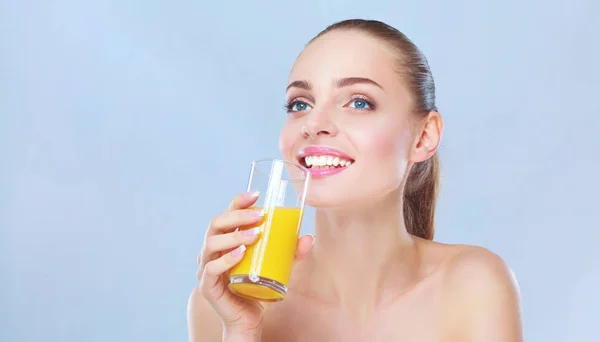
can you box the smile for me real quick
[297,146,355,178]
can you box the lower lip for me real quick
[307,166,350,178]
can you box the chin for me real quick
[302,184,341,208]
[304,188,363,209]
[304,180,402,210]
[305,197,342,209]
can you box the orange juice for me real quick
[228,206,302,302]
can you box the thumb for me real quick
[295,234,315,260]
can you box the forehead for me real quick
[289,30,399,88]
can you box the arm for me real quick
[187,286,223,341]
[445,247,523,342]
[187,287,263,342]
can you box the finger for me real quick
[206,208,265,236]
[294,234,315,260]
[227,191,261,211]
[198,245,247,293]
[198,227,261,265]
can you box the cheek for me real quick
[358,124,412,183]
[278,123,296,157]
[365,126,408,162]
[371,133,401,159]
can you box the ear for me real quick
[410,111,443,163]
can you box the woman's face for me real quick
[279,30,426,208]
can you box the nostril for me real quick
[302,120,337,137]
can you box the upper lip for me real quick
[296,146,355,164]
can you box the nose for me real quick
[301,111,338,138]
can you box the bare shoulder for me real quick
[187,286,223,341]
[443,245,518,287]
[440,245,523,341]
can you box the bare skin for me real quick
[188,29,523,341]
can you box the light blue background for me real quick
[1,0,599,341]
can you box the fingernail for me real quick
[248,191,260,198]
[230,245,246,257]
[308,234,316,245]
[249,209,265,217]
[243,227,261,237]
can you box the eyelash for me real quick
[283,100,300,113]
[283,96,376,114]
[348,95,376,111]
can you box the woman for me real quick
[188,19,523,341]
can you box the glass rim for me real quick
[251,158,309,172]
[250,158,310,183]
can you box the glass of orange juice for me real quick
[228,158,310,302]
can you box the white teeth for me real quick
[338,159,352,167]
[303,155,354,168]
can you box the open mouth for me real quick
[299,155,354,169]
[296,146,355,177]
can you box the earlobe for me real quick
[411,111,443,163]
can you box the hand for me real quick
[196,192,314,336]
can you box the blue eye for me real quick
[293,103,308,111]
[349,99,371,110]
[287,101,312,113]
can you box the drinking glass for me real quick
[228,158,310,302]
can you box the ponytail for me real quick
[403,153,439,240]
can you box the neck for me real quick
[299,189,421,318]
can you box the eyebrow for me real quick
[286,80,311,91]
[337,77,383,90]
[286,77,384,92]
